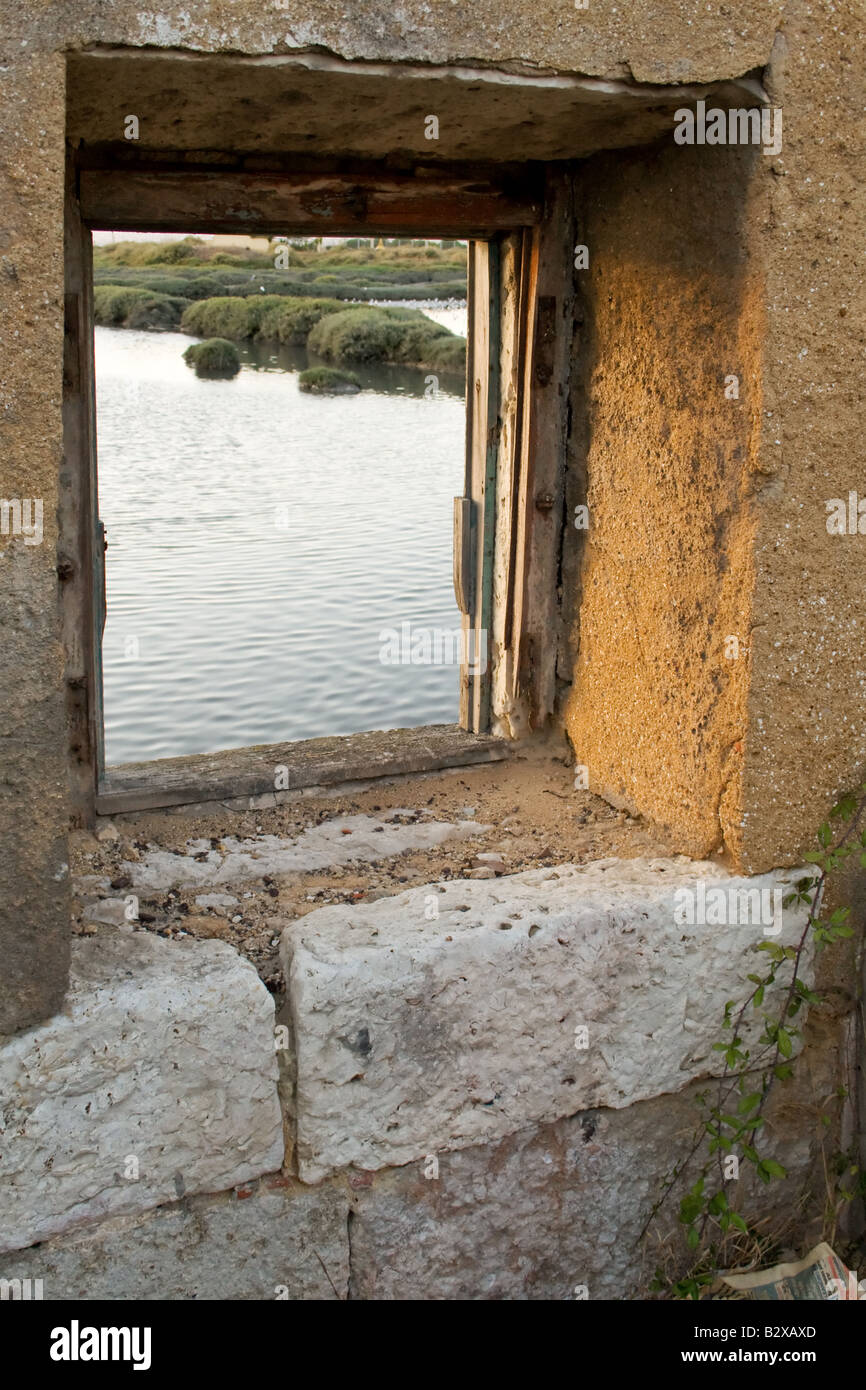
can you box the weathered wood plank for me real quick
[476,238,500,734]
[489,233,523,732]
[62,159,102,824]
[459,240,499,733]
[504,226,539,677]
[80,169,541,238]
[520,170,576,725]
[458,244,478,730]
[494,173,573,725]
[96,725,509,815]
[466,239,490,734]
[453,496,473,617]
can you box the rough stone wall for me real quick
[0,52,70,1032]
[562,1,866,871]
[563,140,765,861]
[0,0,859,1068]
[0,0,790,1035]
[0,861,830,1299]
[0,3,785,79]
[740,3,866,872]
[0,0,858,1303]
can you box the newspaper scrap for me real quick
[721,1243,864,1300]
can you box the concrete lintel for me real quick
[67,48,770,163]
[73,42,770,99]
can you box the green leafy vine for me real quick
[644,787,866,1299]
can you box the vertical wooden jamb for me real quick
[458,245,477,727]
[518,170,575,725]
[459,241,488,730]
[499,173,573,726]
[505,227,540,690]
[489,232,523,733]
[458,240,500,733]
[87,238,105,784]
[476,237,500,734]
[62,146,102,823]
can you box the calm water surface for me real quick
[95,318,466,764]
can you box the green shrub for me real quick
[180,295,348,343]
[182,338,241,377]
[93,267,200,299]
[390,316,466,370]
[134,274,197,298]
[238,295,289,335]
[93,261,468,307]
[256,297,345,344]
[181,274,265,301]
[145,240,197,265]
[125,296,186,331]
[307,307,407,363]
[93,285,185,330]
[94,285,140,324]
[387,317,450,361]
[307,304,466,369]
[426,334,467,371]
[98,274,466,369]
[298,367,361,394]
[180,297,260,339]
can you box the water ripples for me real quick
[96,327,466,764]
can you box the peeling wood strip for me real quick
[510,229,541,702]
[503,227,533,657]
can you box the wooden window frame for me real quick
[63,151,571,820]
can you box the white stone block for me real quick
[0,1177,348,1300]
[0,933,284,1254]
[281,857,812,1181]
[346,1095,813,1300]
